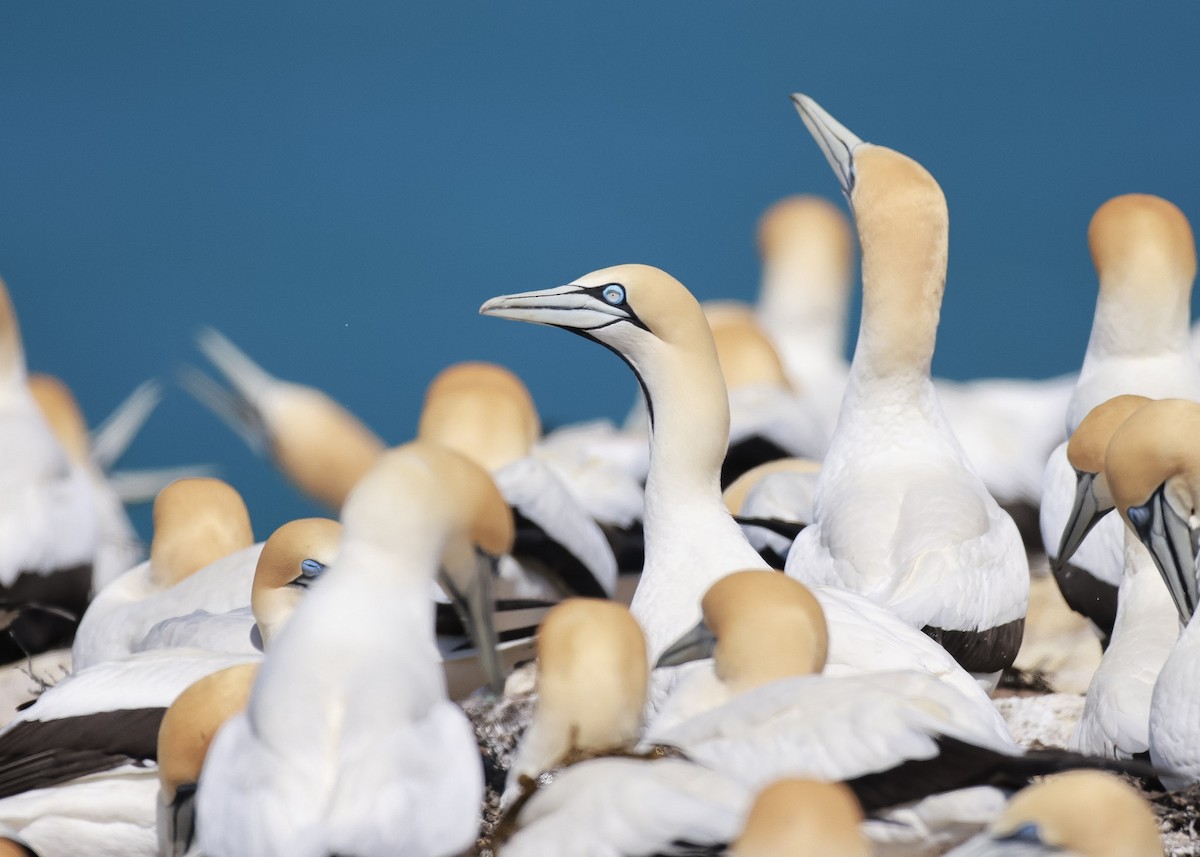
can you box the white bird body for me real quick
[1149,611,1200,789]
[726,383,828,463]
[499,756,750,857]
[533,420,646,529]
[1070,532,1178,758]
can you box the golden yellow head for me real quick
[702,571,828,692]
[28,372,91,465]
[149,478,255,588]
[756,195,854,271]
[731,779,869,857]
[989,771,1161,857]
[1089,194,1196,290]
[705,310,791,390]
[250,517,343,645]
[1066,395,1152,475]
[535,598,649,758]
[1105,398,1200,521]
[417,361,541,471]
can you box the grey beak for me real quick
[790,93,864,197]
[1053,469,1109,571]
[440,551,505,696]
[158,783,198,857]
[654,617,717,669]
[1127,484,1199,625]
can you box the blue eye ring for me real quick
[300,559,325,577]
[602,284,625,305]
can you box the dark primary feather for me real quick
[511,510,609,598]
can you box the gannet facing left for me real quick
[783,94,1028,680]
[196,443,507,857]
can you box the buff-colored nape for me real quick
[535,598,649,757]
[732,779,869,857]
[991,771,1161,857]
[28,373,91,465]
[1089,193,1197,288]
[1066,395,1153,474]
[149,478,254,588]
[1104,398,1200,517]
[417,361,541,472]
[702,571,828,691]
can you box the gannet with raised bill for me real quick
[1048,396,1178,758]
[495,598,751,857]
[943,771,1162,856]
[72,477,256,670]
[1041,194,1200,641]
[157,663,258,857]
[196,443,506,857]
[0,276,98,661]
[481,264,1004,710]
[182,326,386,510]
[782,93,1028,681]
[1103,398,1200,788]
[417,361,619,600]
[703,302,827,482]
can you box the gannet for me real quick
[417,361,619,599]
[702,303,827,483]
[157,663,258,857]
[943,771,1162,856]
[648,572,1149,816]
[754,195,855,437]
[1103,399,1200,788]
[72,477,256,670]
[723,458,818,568]
[481,264,1004,710]
[0,276,98,661]
[495,598,752,856]
[782,93,1028,680]
[196,443,504,857]
[1041,194,1200,641]
[730,779,870,857]
[182,326,386,509]
[1050,397,1178,759]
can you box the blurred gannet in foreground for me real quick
[783,94,1027,680]
[1104,399,1200,788]
[157,663,258,857]
[1042,194,1200,641]
[0,275,98,662]
[418,361,618,599]
[943,771,1161,856]
[182,326,386,510]
[197,444,508,856]
[482,264,999,714]
[731,779,870,857]
[72,478,256,670]
[496,598,751,856]
[1049,396,1178,758]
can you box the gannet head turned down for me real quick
[149,478,255,589]
[1090,194,1196,302]
[791,94,948,376]
[657,570,827,693]
[250,517,343,647]
[955,770,1161,857]
[1104,398,1200,623]
[525,598,648,770]
[731,779,869,857]
[756,195,854,291]
[1054,394,1153,569]
[417,361,541,472]
[703,305,793,392]
[157,663,259,857]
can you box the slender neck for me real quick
[1082,275,1193,364]
[757,255,849,360]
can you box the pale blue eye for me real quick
[602,284,625,305]
[300,559,325,578]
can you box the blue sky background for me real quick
[2,3,1198,540]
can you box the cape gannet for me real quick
[481,264,1006,710]
[782,93,1028,680]
[417,361,619,600]
[723,457,819,568]
[72,477,256,670]
[182,326,386,510]
[730,779,870,857]
[196,443,504,857]
[1041,194,1200,641]
[1051,397,1178,759]
[943,771,1162,856]
[495,598,751,856]
[1104,399,1200,788]
[0,276,98,661]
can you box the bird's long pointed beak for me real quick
[1127,484,1199,625]
[480,285,630,331]
[790,93,864,197]
[654,617,717,669]
[440,552,505,695]
[1053,470,1109,571]
[159,783,198,857]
